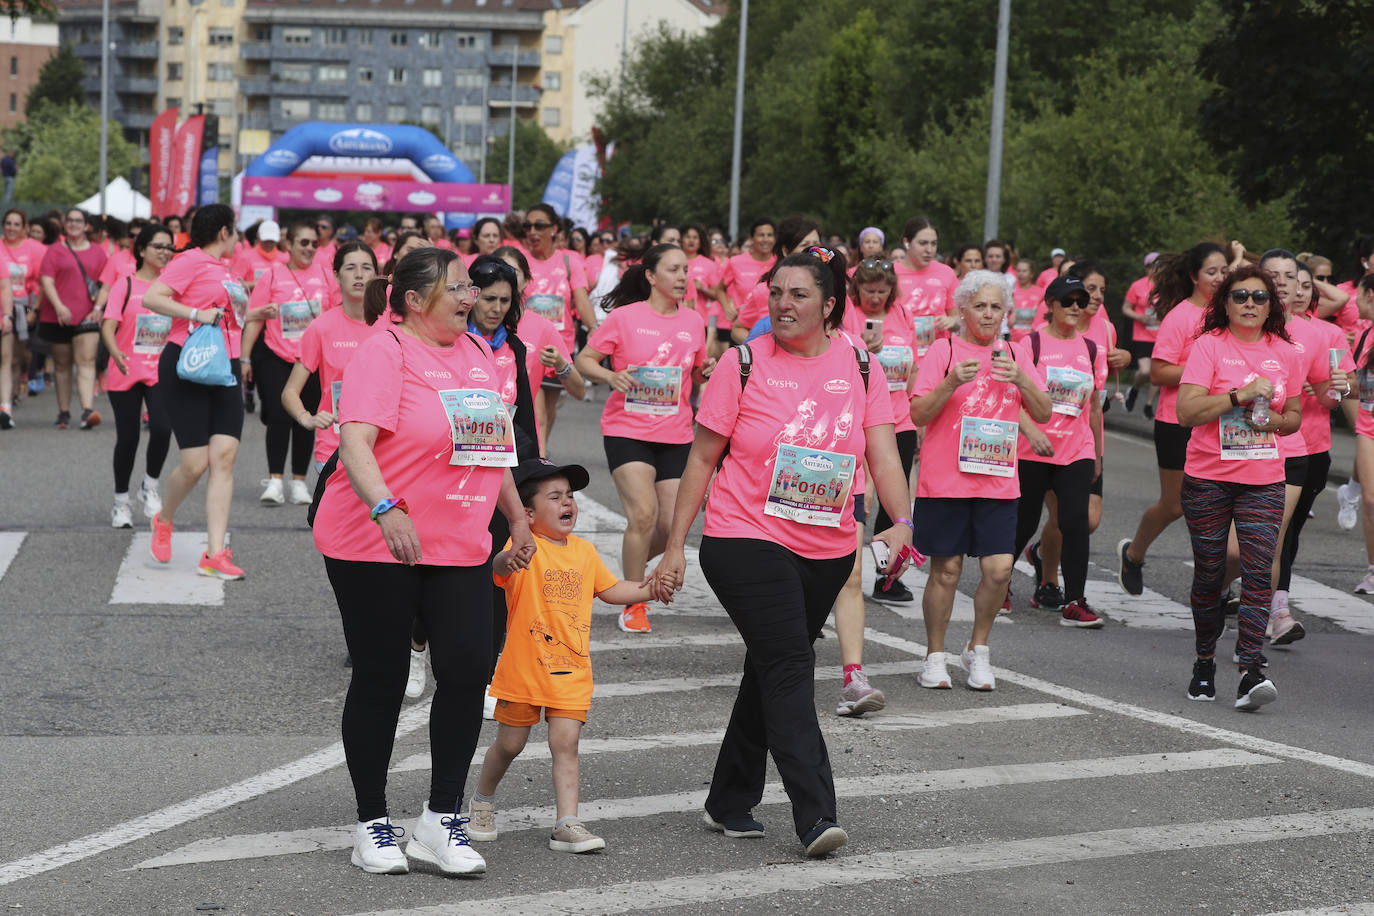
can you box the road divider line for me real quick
[109,532,223,606]
[132,747,1271,870]
[593,659,921,698]
[0,531,26,581]
[1287,573,1374,636]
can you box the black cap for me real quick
[1044,275,1088,304]
[512,457,590,492]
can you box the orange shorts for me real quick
[493,699,588,727]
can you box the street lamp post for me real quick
[982,0,1011,242]
[507,35,517,198]
[727,0,748,241]
[98,0,110,215]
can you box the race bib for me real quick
[7,260,25,291]
[764,444,855,528]
[438,388,517,467]
[1046,365,1093,417]
[1218,406,1277,461]
[330,380,342,433]
[876,345,913,392]
[957,416,1018,477]
[527,293,565,331]
[912,316,937,355]
[132,313,172,354]
[1013,307,1037,330]
[623,365,683,416]
[221,279,248,314]
[279,300,316,340]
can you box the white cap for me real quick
[1050,247,1066,258]
[258,220,281,242]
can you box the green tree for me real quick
[1198,0,1374,263]
[14,102,137,203]
[26,44,84,115]
[486,118,572,210]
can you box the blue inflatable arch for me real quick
[245,122,475,183]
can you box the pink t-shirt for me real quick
[1150,300,1207,425]
[39,242,107,324]
[0,238,45,300]
[721,253,775,326]
[232,245,283,288]
[313,241,338,273]
[1181,330,1302,485]
[103,276,167,390]
[313,330,506,566]
[587,302,708,443]
[1330,281,1366,342]
[98,249,136,287]
[1009,284,1042,341]
[893,259,959,355]
[371,242,392,268]
[842,302,918,435]
[1125,275,1158,342]
[1017,331,1107,466]
[737,281,770,333]
[1290,315,1352,457]
[911,336,1046,500]
[697,336,893,560]
[685,253,722,318]
[1355,330,1374,442]
[249,259,334,363]
[298,307,380,464]
[525,250,588,353]
[158,248,248,359]
[515,310,570,393]
[1036,267,1058,288]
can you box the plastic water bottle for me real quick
[1251,394,1270,427]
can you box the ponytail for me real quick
[601,243,680,311]
[362,277,393,326]
[1150,242,1224,319]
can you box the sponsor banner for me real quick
[168,116,205,216]
[239,176,510,213]
[149,108,178,217]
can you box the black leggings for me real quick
[1278,450,1331,592]
[324,558,493,822]
[699,536,853,839]
[251,338,319,477]
[108,384,171,493]
[1014,458,1095,601]
[873,428,918,533]
[412,510,511,681]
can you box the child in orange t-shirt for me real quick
[466,458,665,854]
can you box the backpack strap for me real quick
[1357,326,1373,369]
[853,345,870,391]
[1084,335,1098,369]
[735,342,753,391]
[1030,330,1040,366]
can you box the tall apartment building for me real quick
[0,16,61,132]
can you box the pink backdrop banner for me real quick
[240,176,511,213]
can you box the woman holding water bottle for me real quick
[1174,264,1303,711]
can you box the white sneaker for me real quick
[405,647,427,699]
[917,652,952,689]
[960,644,996,691]
[139,480,162,520]
[259,477,285,505]
[1356,569,1374,595]
[288,478,313,505]
[483,685,497,720]
[1337,481,1361,531]
[111,500,133,529]
[407,809,486,876]
[351,817,409,874]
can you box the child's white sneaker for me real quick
[407,808,485,876]
[350,817,408,874]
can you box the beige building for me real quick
[0,17,60,132]
[541,0,721,144]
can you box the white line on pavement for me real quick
[1013,557,1195,630]
[1259,906,1374,916]
[0,699,436,887]
[342,803,1374,916]
[0,531,25,581]
[860,626,1374,780]
[592,632,742,652]
[385,702,1091,774]
[1287,573,1374,635]
[592,659,921,698]
[109,532,224,606]
[132,747,1271,870]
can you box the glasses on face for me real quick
[65,217,85,225]
[1229,288,1271,305]
[1315,274,1331,282]
[469,260,517,287]
[522,221,555,233]
[1057,297,1089,309]
[860,258,894,272]
[315,223,331,231]
[147,243,176,252]
[599,236,615,245]
[296,239,318,248]
[445,282,474,298]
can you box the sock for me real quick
[143,474,158,490]
[1271,590,1288,611]
[843,663,862,686]
[472,790,495,804]
[113,492,130,503]
[554,815,580,830]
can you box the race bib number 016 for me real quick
[438,388,517,467]
[1218,406,1277,461]
[527,294,565,331]
[763,444,855,528]
[957,416,1018,477]
[623,365,683,415]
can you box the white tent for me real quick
[75,177,152,221]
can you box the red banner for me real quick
[148,107,178,218]
[167,115,204,218]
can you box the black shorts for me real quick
[1154,419,1190,471]
[158,343,245,449]
[1091,461,1104,497]
[853,492,866,525]
[38,321,98,345]
[603,435,691,480]
[714,327,733,343]
[912,497,1017,558]
[1129,340,1155,361]
[1285,454,1308,487]
[539,368,564,392]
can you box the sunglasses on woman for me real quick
[1229,289,1271,304]
[860,258,894,272]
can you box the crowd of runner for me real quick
[7,200,1374,871]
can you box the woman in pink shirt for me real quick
[1009,259,1041,342]
[909,270,1052,691]
[360,217,392,269]
[577,243,712,635]
[231,220,283,293]
[38,208,108,429]
[650,246,913,858]
[1347,276,1374,591]
[1121,252,1161,415]
[382,232,432,277]
[950,244,984,279]
[0,208,42,427]
[983,240,1015,277]
[1176,264,1302,711]
[243,221,335,506]
[719,218,776,336]
[313,246,535,876]
[733,217,821,342]
[141,204,249,580]
[893,216,960,355]
[680,223,730,356]
[1118,242,1234,595]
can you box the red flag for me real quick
[167,115,205,218]
[149,107,178,218]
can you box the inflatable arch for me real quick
[246,123,475,183]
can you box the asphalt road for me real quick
[1,380,1373,916]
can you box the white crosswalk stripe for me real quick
[0,531,26,581]
[109,531,225,606]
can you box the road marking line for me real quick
[1287,572,1374,635]
[1013,557,1194,629]
[593,659,921,698]
[592,632,742,652]
[109,532,223,606]
[343,802,1374,916]
[863,549,982,622]
[861,625,1374,780]
[0,699,436,887]
[1259,906,1374,916]
[0,531,25,580]
[386,702,1091,774]
[132,747,1270,870]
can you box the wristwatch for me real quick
[1228,388,1239,407]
